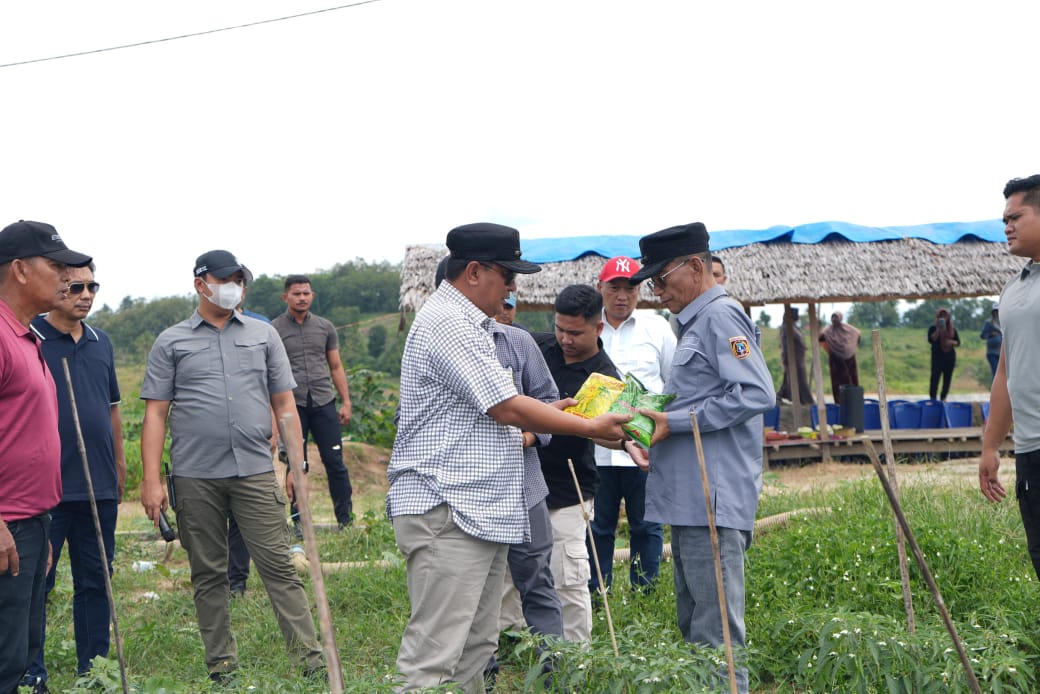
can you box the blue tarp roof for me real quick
[521,220,1005,264]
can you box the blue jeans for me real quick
[672,525,751,694]
[292,400,353,525]
[29,500,117,681]
[589,467,663,590]
[0,513,50,693]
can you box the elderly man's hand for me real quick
[624,440,651,471]
[0,522,18,577]
[638,408,671,447]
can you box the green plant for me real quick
[346,367,398,448]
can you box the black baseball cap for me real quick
[0,220,92,267]
[630,222,710,283]
[446,223,541,274]
[193,250,253,283]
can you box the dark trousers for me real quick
[828,353,859,402]
[987,353,1000,384]
[929,351,956,401]
[1016,453,1040,581]
[0,513,50,694]
[292,400,353,525]
[28,501,117,682]
[590,467,663,590]
[226,513,251,591]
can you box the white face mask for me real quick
[205,281,243,310]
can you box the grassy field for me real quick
[29,324,1009,691]
[37,460,1040,692]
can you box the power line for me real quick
[0,0,384,69]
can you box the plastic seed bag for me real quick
[608,373,677,447]
[564,372,626,419]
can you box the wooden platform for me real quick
[762,428,1014,468]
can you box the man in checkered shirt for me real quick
[387,223,631,692]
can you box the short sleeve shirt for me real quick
[272,311,339,408]
[0,299,61,520]
[1000,262,1040,454]
[386,282,526,543]
[141,310,296,479]
[31,317,122,501]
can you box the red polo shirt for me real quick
[0,298,61,521]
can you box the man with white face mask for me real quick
[140,250,325,685]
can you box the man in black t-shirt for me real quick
[535,284,622,642]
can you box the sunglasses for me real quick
[647,257,690,291]
[479,262,516,286]
[69,281,100,295]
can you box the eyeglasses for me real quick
[647,258,690,291]
[479,262,516,286]
[69,281,100,295]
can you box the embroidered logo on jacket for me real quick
[729,336,751,359]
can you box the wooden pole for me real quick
[690,412,739,694]
[782,304,803,430]
[871,330,916,634]
[278,413,344,693]
[808,303,831,462]
[62,359,130,694]
[566,460,619,659]
[861,440,981,694]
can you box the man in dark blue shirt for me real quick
[27,262,124,689]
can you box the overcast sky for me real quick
[1,1,1036,313]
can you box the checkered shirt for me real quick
[491,322,558,509]
[387,282,528,543]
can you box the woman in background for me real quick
[927,308,960,401]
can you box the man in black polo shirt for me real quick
[535,284,622,643]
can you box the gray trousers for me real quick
[393,504,507,694]
[671,525,751,694]
[500,499,563,636]
[173,473,322,674]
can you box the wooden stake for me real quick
[566,459,619,659]
[871,330,916,634]
[862,440,981,694]
[690,412,739,694]
[278,413,344,693]
[62,359,130,694]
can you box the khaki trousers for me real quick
[173,473,322,674]
[393,504,507,693]
[548,501,593,642]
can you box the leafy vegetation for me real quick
[37,470,1040,692]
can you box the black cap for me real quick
[0,220,92,267]
[193,250,254,283]
[446,223,541,274]
[629,222,710,283]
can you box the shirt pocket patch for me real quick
[234,339,268,372]
[172,340,217,377]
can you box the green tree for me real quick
[756,310,772,328]
[847,300,901,328]
[367,324,388,359]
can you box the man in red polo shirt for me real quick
[0,220,91,693]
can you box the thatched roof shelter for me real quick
[399,221,1019,312]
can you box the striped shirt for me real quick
[387,282,528,543]
[491,322,558,509]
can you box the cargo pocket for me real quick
[563,540,591,587]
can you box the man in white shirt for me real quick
[590,256,676,593]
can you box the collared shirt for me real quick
[387,282,526,544]
[492,321,558,509]
[596,308,676,468]
[141,310,296,479]
[30,317,121,501]
[646,286,776,530]
[534,333,620,509]
[272,311,339,408]
[1000,261,1040,453]
[0,299,61,520]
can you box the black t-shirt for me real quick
[927,324,960,357]
[533,332,620,509]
